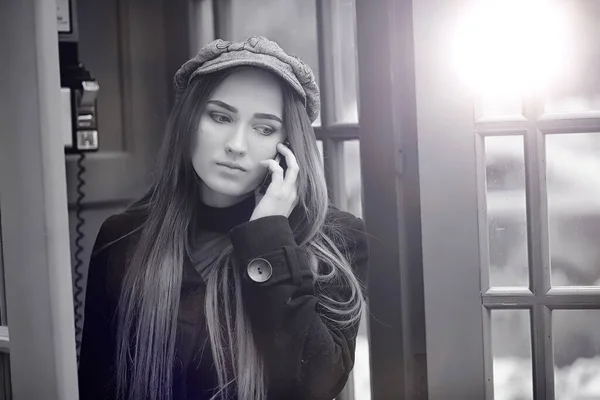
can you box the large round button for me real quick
[247,258,273,283]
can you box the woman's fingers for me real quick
[277,142,299,184]
[250,143,299,221]
[260,159,284,184]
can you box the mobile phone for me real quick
[258,140,291,195]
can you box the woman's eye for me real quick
[210,113,232,124]
[255,126,275,136]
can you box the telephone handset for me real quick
[258,140,291,195]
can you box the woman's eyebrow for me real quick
[254,113,283,124]
[207,100,237,113]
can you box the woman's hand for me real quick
[250,143,299,221]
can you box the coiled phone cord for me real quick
[73,151,87,363]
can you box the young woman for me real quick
[78,36,369,400]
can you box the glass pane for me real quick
[338,140,368,397]
[228,0,320,86]
[546,133,600,286]
[485,136,529,287]
[312,114,322,128]
[491,310,533,400]
[354,313,371,400]
[316,140,324,166]
[553,310,600,399]
[544,1,600,113]
[331,0,359,124]
[343,140,362,218]
[481,94,522,117]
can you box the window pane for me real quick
[354,313,371,400]
[544,1,600,114]
[485,136,529,287]
[553,310,600,399]
[546,133,600,286]
[316,140,324,166]
[312,114,322,128]
[343,140,362,218]
[340,139,368,397]
[331,0,359,124]
[228,0,319,85]
[491,309,533,400]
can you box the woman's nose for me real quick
[224,126,248,157]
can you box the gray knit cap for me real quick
[174,36,320,122]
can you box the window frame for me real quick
[477,100,600,399]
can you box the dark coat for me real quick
[78,199,369,400]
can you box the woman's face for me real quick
[191,68,286,207]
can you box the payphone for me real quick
[58,0,99,153]
[57,0,99,361]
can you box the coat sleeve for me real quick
[78,219,119,400]
[229,210,369,399]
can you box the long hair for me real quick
[114,66,365,400]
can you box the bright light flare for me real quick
[452,0,573,97]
